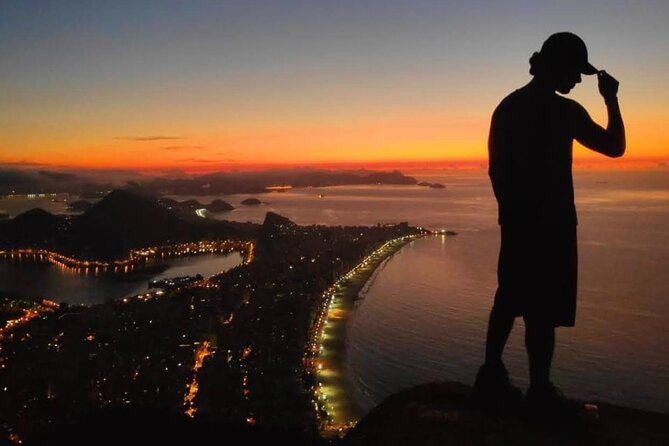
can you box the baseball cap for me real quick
[540,32,598,75]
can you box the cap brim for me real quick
[581,62,598,75]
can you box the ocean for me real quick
[1,168,667,413]
[211,168,669,414]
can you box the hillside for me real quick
[343,381,669,445]
[0,189,257,259]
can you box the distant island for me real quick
[417,181,445,189]
[141,169,418,196]
[0,167,419,197]
[158,197,235,214]
[206,199,235,212]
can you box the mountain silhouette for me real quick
[70,189,201,258]
[3,208,63,245]
[1,189,257,259]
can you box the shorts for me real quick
[493,225,578,327]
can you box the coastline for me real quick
[309,233,430,436]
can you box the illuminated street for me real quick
[307,233,430,436]
[184,340,214,418]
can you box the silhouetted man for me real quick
[473,32,625,415]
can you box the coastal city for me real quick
[0,190,432,444]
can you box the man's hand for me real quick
[575,69,625,158]
[597,70,619,102]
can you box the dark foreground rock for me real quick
[343,382,669,446]
[25,405,327,446]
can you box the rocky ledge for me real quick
[342,381,668,445]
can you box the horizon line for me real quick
[2,156,667,174]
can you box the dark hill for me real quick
[179,199,203,209]
[157,197,179,209]
[343,381,669,445]
[0,190,258,259]
[67,200,93,212]
[3,208,63,245]
[69,190,256,259]
[71,190,201,258]
[76,189,186,227]
[11,208,60,230]
[206,199,234,212]
[241,197,262,205]
[259,212,297,249]
[262,211,296,229]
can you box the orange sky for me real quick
[1,2,668,172]
[4,104,666,173]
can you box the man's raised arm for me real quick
[574,71,626,158]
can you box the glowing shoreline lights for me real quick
[0,240,255,275]
[306,231,441,437]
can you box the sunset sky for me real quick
[1,0,668,172]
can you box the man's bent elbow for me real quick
[607,142,626,158]
[611,148,625,158]
[601,134,626,158]
[600,145,625,158]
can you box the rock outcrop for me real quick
[343,381,669,445]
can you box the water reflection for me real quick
[0,252,243,305]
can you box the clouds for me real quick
[174,157,237,163]
[114,136,183,141]
[112,136,207,152]
[0,159,73,170]
[175,158,219,163]
[160,145,204,151]
[37,170,78,181]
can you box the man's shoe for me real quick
[524,382,580,421]
[470,362,523,412]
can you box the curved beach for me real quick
[310,233,429,435]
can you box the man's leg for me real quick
[523,317,578,417]
[472,290,522,409]
[484,293,515,366]
[524,318,555,389]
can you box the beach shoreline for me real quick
[308,233,433,436]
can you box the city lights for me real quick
[306,232,429,435]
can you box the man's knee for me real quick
[523,315,555,335]
[491,299,516,321]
